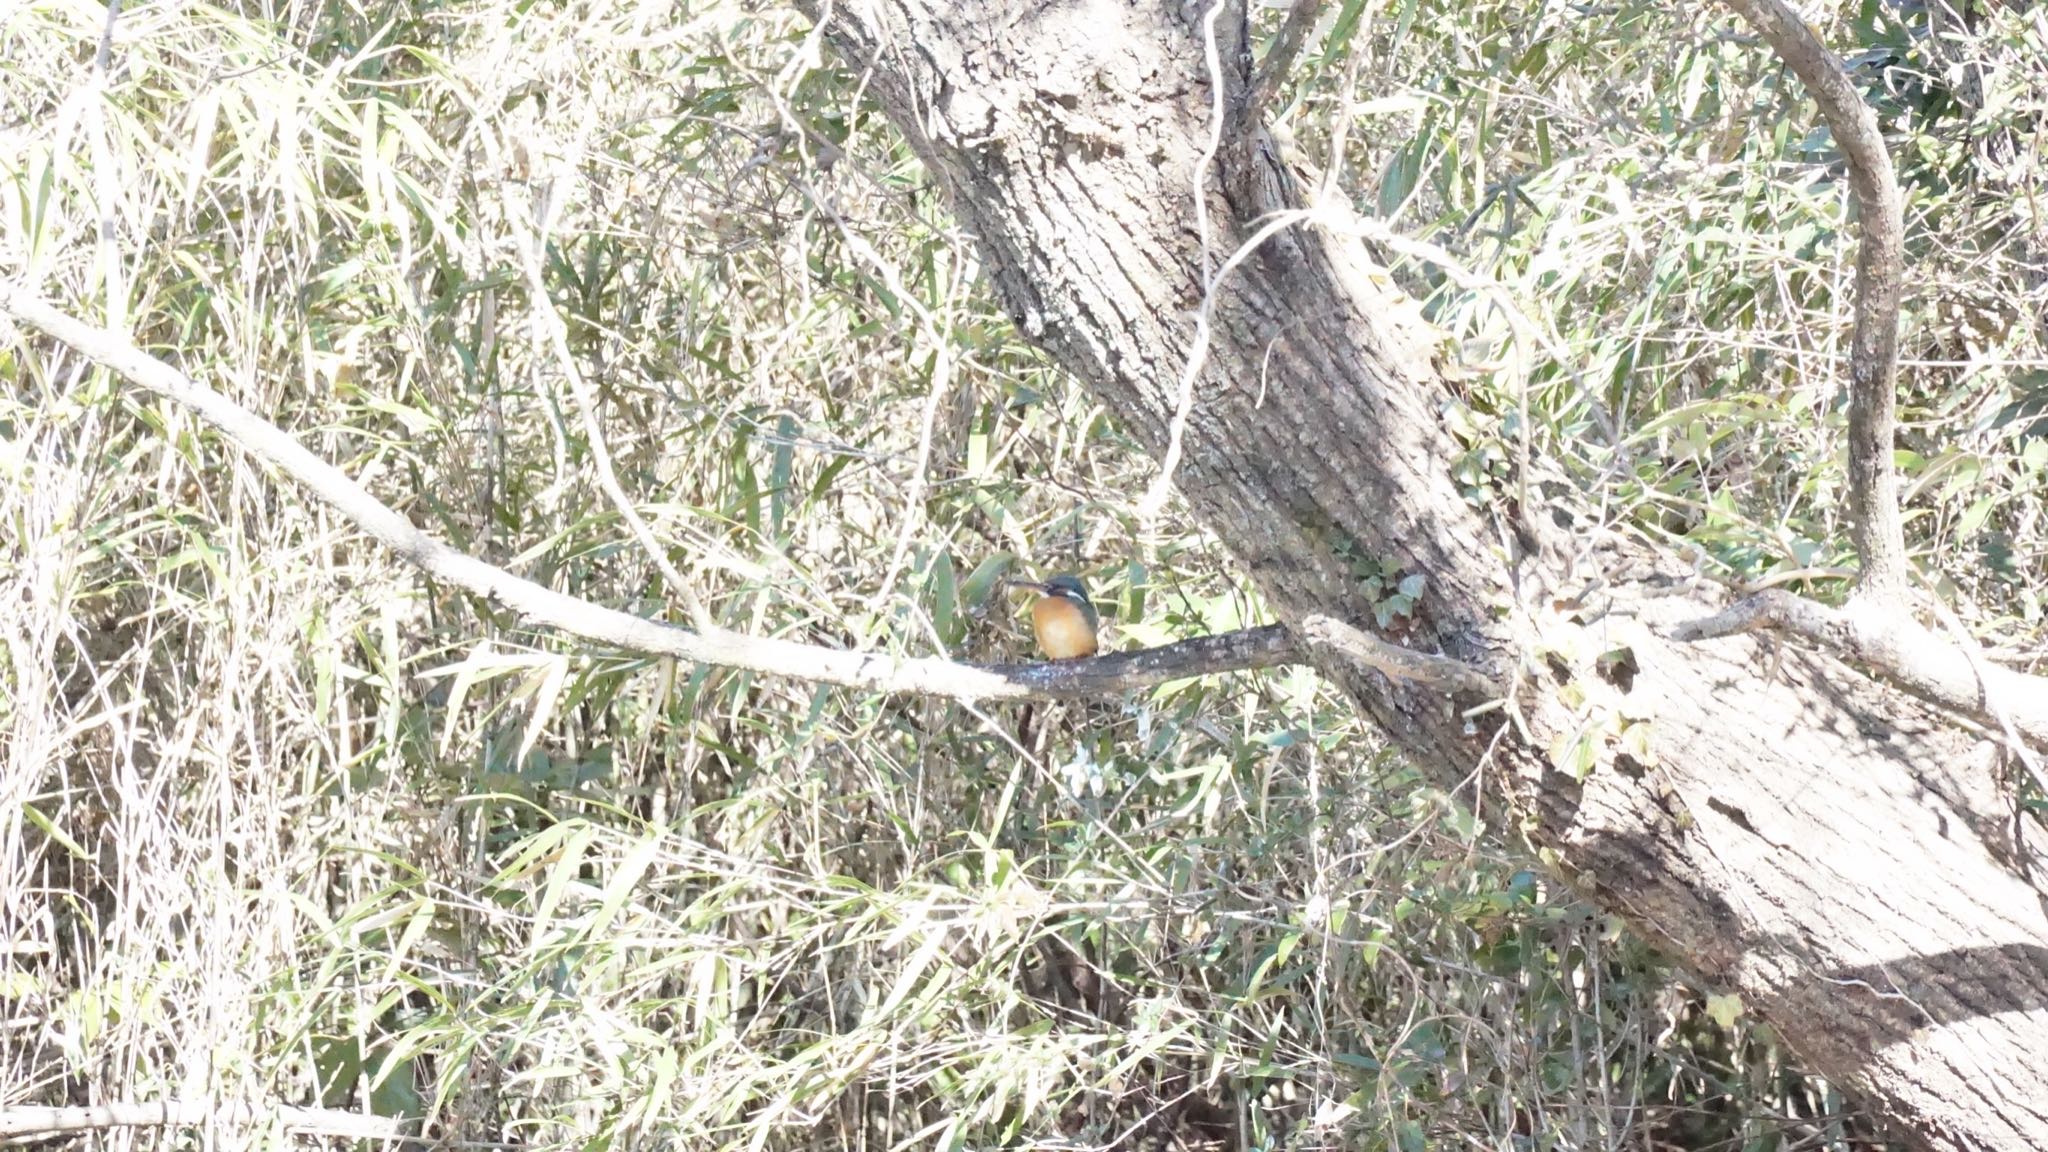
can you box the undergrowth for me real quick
[6,0,2041,1148]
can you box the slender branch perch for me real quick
[2,285,1303,702]
[1717,0,1907,597]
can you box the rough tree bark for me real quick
[805,2,2048,1148]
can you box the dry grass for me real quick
[8,0,2041,1149]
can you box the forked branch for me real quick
[1672,590,2048,749]
[1675,6,2048,760]
[1717,0,1907,596]
[1244,0,1323,128]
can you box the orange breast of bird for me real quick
[1032,596,1099,660]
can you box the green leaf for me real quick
[931,551,961,647]
[769,414,795,540]
[959,551,1014,614]
[1320,0,1373,66]
[1378,130,1428,217]
[1957,495,1996,541]
[1549,728,1598,780]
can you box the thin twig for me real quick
[1921,587,2048,797]
[93,0,121,74]
[1136,0,1235,523]
[1139,201,1324,525]
[760,25,959,614]
[89,0,126,327]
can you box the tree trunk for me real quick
[805,3,2048,1147]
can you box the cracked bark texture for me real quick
[803,2,2048,1146]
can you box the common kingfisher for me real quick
[1014,574,1100,660]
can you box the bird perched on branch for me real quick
[1012,574,1100,660]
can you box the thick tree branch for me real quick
[796,5,2048,1144]
[1675,8,2046,788]
[1718,0,1907,596]
[0,285,1312,701]
[1669,589,2048,750]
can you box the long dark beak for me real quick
[1005,579,1054,594]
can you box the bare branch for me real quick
[1300,614,1503,698]
[1245,0,1324,128]
[1717,0,1907,596]
[1669,589,2048,749]
[1670,11,2048,767]
[0,286,1303,702]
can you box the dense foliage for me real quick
[3,1,2041,1148]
